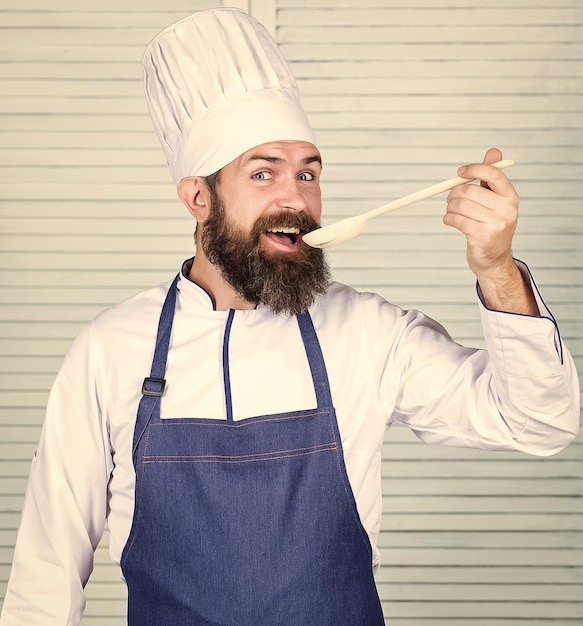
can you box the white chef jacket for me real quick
[0,259,579,625]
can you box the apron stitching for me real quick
[143,445,338,464]
[144,442,336,458]
[121,426,152,566]
[327,409,373,552]
[142,420,153,455]
[149,410,330,427]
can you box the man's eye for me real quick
[297,172,315,181]
[252,171,272,180]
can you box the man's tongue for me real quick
[265,231,297,246]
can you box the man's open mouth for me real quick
[264,226,301,247]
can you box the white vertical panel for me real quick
[276,1,583,624]
[1,1,581,624]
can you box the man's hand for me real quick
[444,148,538,315]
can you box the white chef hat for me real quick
[142,8,318,184]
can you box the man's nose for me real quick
[277,176,309,212]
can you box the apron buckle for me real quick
[142,377,166,397]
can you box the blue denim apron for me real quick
[121,275,384,625]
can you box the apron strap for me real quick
[296,311,334,409]
[132,274,180,463]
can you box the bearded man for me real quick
[1,8,578,626]
[189,145,330,316]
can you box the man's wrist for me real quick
[475,258,539,315]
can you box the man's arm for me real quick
[383,148,579,452]
[0,325,109,625]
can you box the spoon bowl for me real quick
[302,214,368,248]
[303,159,514,249]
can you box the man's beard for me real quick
[200,193,331,316]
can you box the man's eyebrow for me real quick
[245,155,283,164]
[302,155,322,167]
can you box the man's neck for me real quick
[188,253,255,311]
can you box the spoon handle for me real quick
[363,159,514,220]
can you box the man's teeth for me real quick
[268,227,300,234]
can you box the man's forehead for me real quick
[238,141,322,167]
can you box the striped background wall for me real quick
[1,1,581,624]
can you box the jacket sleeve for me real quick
[0,324,111,625]
[385,262,580,455]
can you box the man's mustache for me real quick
[251,211,320,237]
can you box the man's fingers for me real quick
[482,147,503,165]
[446,188,509,218]
[480,148,502,188]
[455,163,516,198]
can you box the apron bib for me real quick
[121,275,384,625]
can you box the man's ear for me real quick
[177,177,211,222]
